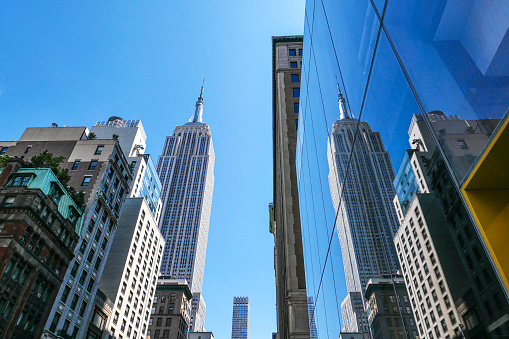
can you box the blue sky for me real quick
[0,1,305,338]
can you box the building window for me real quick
[293,88,300,97]
[163,330,169,338]
[457,139,468,149]
[165,318,172,326]
[72,161,80,170]
[294,102,299,114]
[82,176,92,187]
[299,48,303,56]
[289,49,296,56]
[291,74,299,82]
[0,147,8,155]
[89,161,98,171]
[3,197,15,207]
[61,286,71,303]
[70,294,79,310]
[156,318,162,326]
[290,61,298,68]
[95,145,104,155]
[79,302,88,317]
[24,146,32,154]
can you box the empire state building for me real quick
[156,83,215,331]
[327,87,400,334]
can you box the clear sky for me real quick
[0,1,305,338]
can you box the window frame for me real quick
[95,145,104,155]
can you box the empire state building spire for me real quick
[190,79,205,123]
[337,81,352,120]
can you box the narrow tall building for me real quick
[271,35,310,339]
[156,84,215,332]
[327,90,413,335]
[92,117,165,339]
[231,297,249,339]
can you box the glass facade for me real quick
[231,297,249,339]
[297,0,509,338]
[136,154,162,217]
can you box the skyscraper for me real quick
[307,297,318,339]
[231,297,249,339]
[156,84,215,332]
[92,117,165,339]
[271,35,310,339]
[327,90,408,334]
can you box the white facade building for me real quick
[156,84,215,332]
[99,198,165,339]
[90,117,166,339]
[394,195,465,338]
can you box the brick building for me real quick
[0,161,82,338]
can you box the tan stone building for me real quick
[146,279,191,339]
[271,35,310,339]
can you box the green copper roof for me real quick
[9,168,83,235]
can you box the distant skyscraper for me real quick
[156,84,215,332]
[307,297,318,339]
[231,297,249,339]
[327,89,404,334]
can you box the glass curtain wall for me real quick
[297,0,509,338]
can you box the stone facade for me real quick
[0,163,82,338]
[271,35,310,339]
[147,279,192,339]
[364,277,418,339]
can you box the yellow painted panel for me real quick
[462,116,509,292]
[464,189,509,290]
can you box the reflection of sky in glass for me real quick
[137,154,161,217]
[384,0,509,120]
[393,150,419,216]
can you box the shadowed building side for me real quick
[271,35,310,339]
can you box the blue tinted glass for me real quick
[289,49,297,56]
[290,62,298,68]
[384,0,509,182]
[292,74,300,83]
[299,1,509,338]
[294,102,299,113]
[313,0,379,119]
[293,88,300,97]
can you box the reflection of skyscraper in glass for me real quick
[327,90,400,333]
[156,84,215,332]
[231,297,249,339]
[307,297,318,339]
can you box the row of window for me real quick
[72,160,99,171]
